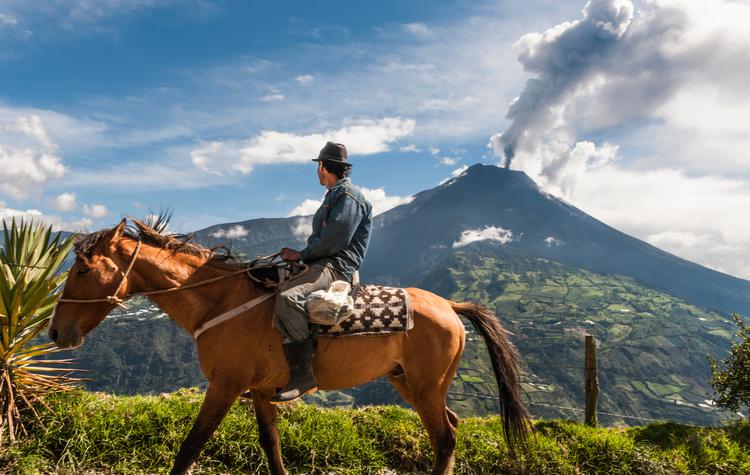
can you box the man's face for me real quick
[317,161,325,185]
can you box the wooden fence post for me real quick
[584,335,599,427]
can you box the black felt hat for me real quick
[312,141,351,167]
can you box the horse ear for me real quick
[102,218,127,246]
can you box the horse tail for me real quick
[451,301,531,458]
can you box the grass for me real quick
[1,390,749,474]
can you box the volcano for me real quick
[198,163,750,316]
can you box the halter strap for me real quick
[58,241,143,309]
[55,244,306,339]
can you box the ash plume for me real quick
[489,0,750,191]
[495,0,635,169]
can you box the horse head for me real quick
[48,218,137,348]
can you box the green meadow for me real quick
[1,390,748,474]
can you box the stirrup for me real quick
[269,384,318,404]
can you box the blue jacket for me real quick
[300,178,373,281]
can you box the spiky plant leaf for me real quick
[0,219,79,447]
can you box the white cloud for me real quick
[287,198,322,217]
[295,75,315,85]
[439,156,457,165]
[360,187,414,216]
[191,117,415,175]
[210,224,248,239]
[563,164,750,279]
[287,187,413,218]
[400,144,421,153]
[0,114,66,198]
[52,192,77,212]
[440,165,469,185]
[453,226,514,248]
[291,217,312,240]
[0,202,92,232]
[261,94,285,102]
[83,203,108,218]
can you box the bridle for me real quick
[56,239,308,339]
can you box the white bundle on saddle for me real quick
[305,280,355,326]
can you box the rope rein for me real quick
[58,241,309,322]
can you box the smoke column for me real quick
[495,0,635,168]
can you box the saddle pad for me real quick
[317,285,414,337]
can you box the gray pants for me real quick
[274,264,345,342]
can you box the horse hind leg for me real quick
[251,390,286,475]
[388,362,461,474]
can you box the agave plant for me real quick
[0,219,78,447]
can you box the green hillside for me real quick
[2,390,748,474]
[436,248,737,425]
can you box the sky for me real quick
[1,0,749,280]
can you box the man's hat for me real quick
[312,141,351,167]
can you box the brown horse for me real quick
[48,218,530,475]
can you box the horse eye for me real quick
[77,267,91,276]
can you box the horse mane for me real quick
[74,210,239,266]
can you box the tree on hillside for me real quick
[0,220,78,447]
[709,313,750,419]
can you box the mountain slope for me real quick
[364,164,750,316]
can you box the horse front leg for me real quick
[252,389,287,475]
[170,381,242,475]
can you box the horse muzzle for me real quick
[48,325,84,349]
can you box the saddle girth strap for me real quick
[192,292,276,340]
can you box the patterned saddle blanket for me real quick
[317,285,414,337]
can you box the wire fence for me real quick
[447,390,673,424]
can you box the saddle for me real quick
[246,255,412,337]
[246,255,309,289]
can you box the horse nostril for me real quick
[49,328,58,341]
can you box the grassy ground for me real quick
[1,389,748,474]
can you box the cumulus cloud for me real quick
[210,224,248,239]
[566,165,750,279]
[287,187,413,218]
[453,226,514,248]
[287,198,322,217]
[0,114,66,198]
[291,217,313,240]
[0,202,92,232]
[360,187,414,216]
[52,192,77,212]
[83,203,108,218]
[191,117,415,175]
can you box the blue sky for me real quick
[2,0,750,279]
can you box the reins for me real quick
[57,240,309,339]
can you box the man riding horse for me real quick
[273,141,373,403]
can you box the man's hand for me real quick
[280,248,302,261]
